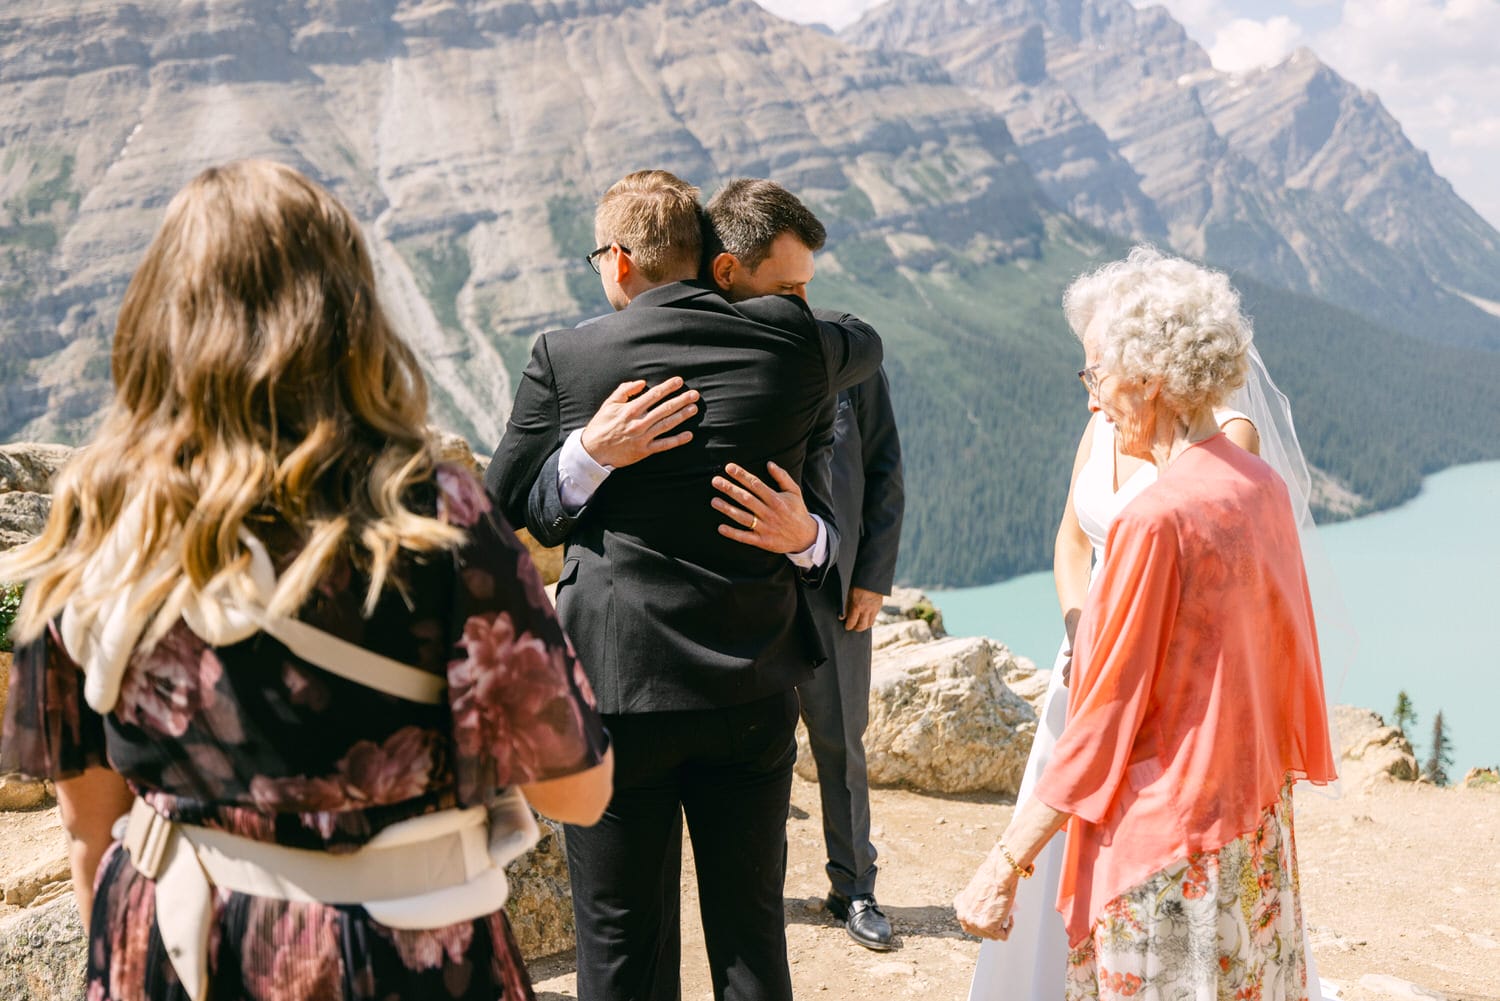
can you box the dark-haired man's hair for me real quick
[705,179,826,270]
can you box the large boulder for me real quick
[862,634,1035,794]
[0,445,72,496]
[503,818,576,959]
[0,493,51,551]
[0,778,51,812]
[795,610,1036,795]
[0,895,86,1001]
[1333,705,1420,785]
[796,592,1037,795]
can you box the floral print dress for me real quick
[1065,784,1311,1001]
[0,467,608,1001]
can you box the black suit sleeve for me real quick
[523,449,582,547]
[485,332,565,533]
[849,368,904,594]
[812,308,883,393]
[798,394,840,589]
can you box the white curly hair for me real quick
[1063,246,1252,414]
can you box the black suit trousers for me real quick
[563,690,799,1001]
[799,579,878,899]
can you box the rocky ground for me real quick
[528,774,1500,1001]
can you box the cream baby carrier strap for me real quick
[104,531,538,1001]
[251,609,447,704]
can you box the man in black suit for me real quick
[485,169,881,1001]
[705,179,905,952]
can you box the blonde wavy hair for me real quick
[1063,245,1252,415]
[2,159,463,646]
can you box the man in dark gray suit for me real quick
[705,179,905,952]
[486,169,881,1001]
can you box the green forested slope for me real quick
[811,230,1500,587]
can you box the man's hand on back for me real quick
[581,376,699,468]
[712,462,818,555]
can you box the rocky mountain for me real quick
[1,0,1498,586]
[844,0,1500,350]
[0,0,1047,447]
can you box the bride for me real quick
[966,274,1337,1001]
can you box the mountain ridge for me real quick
[2,0,1498,585]
[843,0,1500,349]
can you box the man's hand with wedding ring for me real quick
[711,461,817,554]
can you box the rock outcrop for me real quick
[1462,767,1498,791]
[0,445,67,551]
[505,819,576,960]
[1332,705,1420,787]
[0,445,71,495]
[796,588,1037,796]
[0,896,87,1001]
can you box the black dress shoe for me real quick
[826,891,896,951]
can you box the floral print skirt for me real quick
[1065,785,1309,1001]
[86,844,537,1001]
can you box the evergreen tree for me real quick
[1391,690,1418,736]
[1425,711,1454,787]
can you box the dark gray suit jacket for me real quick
[826,367,904,604]
[485,281,882,713]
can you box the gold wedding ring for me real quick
[751,515,759,531]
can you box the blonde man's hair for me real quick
[1063,245,1252,414]
[594,170,703,282]
[2,159,464,646]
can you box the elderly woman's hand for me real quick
[954,844,1022,939]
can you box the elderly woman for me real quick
[955,247,1337,997]
[0,160,612,1001]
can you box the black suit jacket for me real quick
[826,367,905,605]
[485,281,882,713]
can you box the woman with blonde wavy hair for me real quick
[0,159,611,1001]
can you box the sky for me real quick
[752,0,1500,230]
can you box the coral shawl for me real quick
[1033,433,1338,947]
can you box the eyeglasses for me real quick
[1078,365,1102,394]
[585,243,631,275]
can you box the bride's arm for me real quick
[1054,414,1098,651]
[1220,415,1260,455]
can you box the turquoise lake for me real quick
[934,460,1498,776]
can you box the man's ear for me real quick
[710,252,740,293]
[611,242,633,285]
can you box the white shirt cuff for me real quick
[558,428,613,515]
[786,514,829,569]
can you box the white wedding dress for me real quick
[966,410,1334,1001]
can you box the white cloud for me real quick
[1208,16,1304,73]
